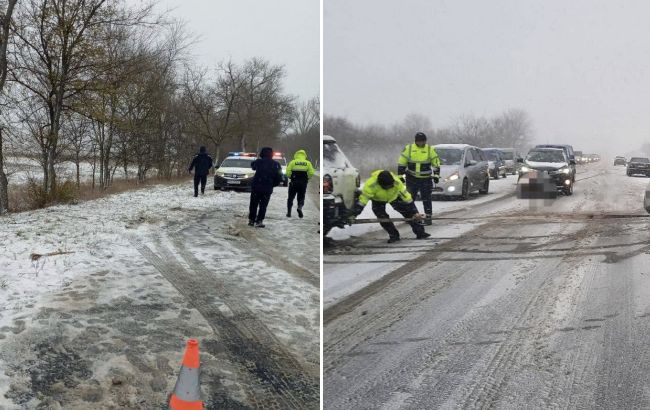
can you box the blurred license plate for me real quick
[227,180,241,185]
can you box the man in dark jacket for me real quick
[188,146,213,197]
[249,147,283,227]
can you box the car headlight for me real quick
[216,170,224,176]
[246,172,255,178]
[448,173,459,181]
[560,167,571,174]
[520,166,531,172]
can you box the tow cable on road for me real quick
[350,213,650,224]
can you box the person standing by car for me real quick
[188,146,213,197]
[349,170,430,243]
[249,147,283,227]
[397,132,441,225]
[286,149,315,218]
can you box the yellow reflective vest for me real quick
[359,170,413,205]
[286,150,315,179]
[398,143,441,179]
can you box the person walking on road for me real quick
[286,149,315,218]
[249,147,283,227]
[188,146,213,197]
[397,132,440,225]
[349,169,430,243]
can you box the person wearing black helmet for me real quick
[188,146,213,197]
[248,147,283,227]
[397,132,441,225]
[348,169,430,243]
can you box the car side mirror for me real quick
[569,159,576,165]
[517,158,524,163]
[214,165,219,169]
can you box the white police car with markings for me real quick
[213,152,257,191]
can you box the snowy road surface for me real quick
[0,181,320,409]
[324,162,650,409]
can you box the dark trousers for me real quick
[371,200,425,238]
[287,180,308,210]
[406,176,433,215]
[249,191,272,222]
[193,174,207,196]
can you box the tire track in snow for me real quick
[133,237,319,409]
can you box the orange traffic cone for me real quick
[169,339,203,410]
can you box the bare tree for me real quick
[232,58,294,152]
[10,0,153,194]
[0,0,18,215]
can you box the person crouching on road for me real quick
[286,149,315,218]
[249,147,283,228]
[349,170,430,243]
[397,132,440,225]
[188,146,213,197]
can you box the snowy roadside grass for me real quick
[0,182,320,408]
[0,184,233,330]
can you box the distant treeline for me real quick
[324,109,534,175]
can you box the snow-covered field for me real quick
[5,157,136,186]
[0,181,320,408]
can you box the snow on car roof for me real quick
[434,143,473,149]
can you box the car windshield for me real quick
[436,148,463,165]
[483,151,499,161]
[630,157,650,163]
[220,158,254,168]
[526,150,565,163]
[324,141,350,169]
[500,151,514,160]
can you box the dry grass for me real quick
[8,175,192,213]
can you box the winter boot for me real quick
[416,232,431,240]
[387,236,401,244]
[424,214,432,225]
[255,221,266,228]
[248,220,255,227]
[287,207,292,218]
[297,207,303,218]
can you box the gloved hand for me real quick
[399,174,406,183]
[432,175,440,184]
[352,201,365,216]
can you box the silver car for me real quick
[433,144,490,199]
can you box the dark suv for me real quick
[534,144,576,182]
[627,157,650,177]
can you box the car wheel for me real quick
[564,183,573,196]
[627,172,631,177]
[461,178,469,200]
[479,177,489,194]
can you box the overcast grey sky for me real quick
[324,0,650,153]
[157,0,319,101]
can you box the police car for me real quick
[214,152,257,191]
[272,151,289,186]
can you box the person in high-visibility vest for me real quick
[349,170,430,243]
[286,149,315,218]
[397,132,440,225]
